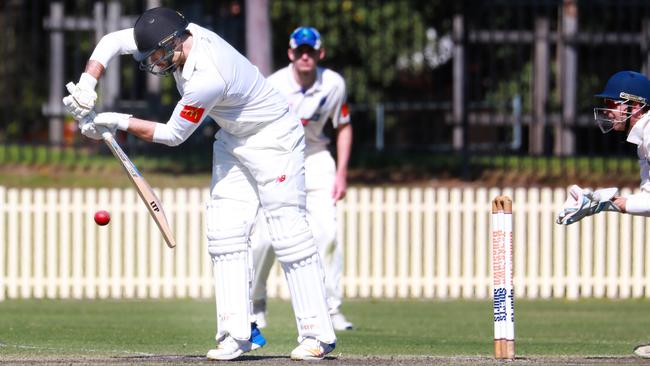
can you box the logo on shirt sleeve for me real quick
[179,105,205,124]
[341,103,349,118]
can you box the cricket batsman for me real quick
[62,6,335,361]
[251,26,354,331]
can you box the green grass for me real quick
[0,298,649,358]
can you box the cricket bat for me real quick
[66,82,175,248]
[102,131,176,248]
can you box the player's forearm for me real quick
[126,117,157,142]
[84,60,105,81]
[335,124,353,178]
[82,29,137,86]
[623,192,650,216]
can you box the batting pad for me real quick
[282,254,336,344]
[206,202,254,342]
[211,250,252,341]
[270,227,317,263]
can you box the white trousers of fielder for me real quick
[206,116,336,345]
[252,149,344,313]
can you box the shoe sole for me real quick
[206,349,244,361]
[290,344,334,360]
[634,344,650,358]
[206,339,265,360]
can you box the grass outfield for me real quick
[1,298,650,365]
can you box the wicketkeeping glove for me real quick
[62,73,98,120]
[556,185,620,225]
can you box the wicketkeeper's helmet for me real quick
[594,71,650,133]
[595,71,650,103]
[133,7,188,76]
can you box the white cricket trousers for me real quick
[252,149,344,313]
[207,115,335,344]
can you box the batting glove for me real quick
[93,112,132,131]
[556,185,620,225]
[63,73,98,120]
[78,111,116,140]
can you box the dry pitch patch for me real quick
[2,355,650,366]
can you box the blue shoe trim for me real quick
[329,342,336,350]
[250,323,267,347]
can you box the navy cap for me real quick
[133,7,188,61]
[289,27,322,50]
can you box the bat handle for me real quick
[101,128,114,141]
[88,114,114,141]
[82,112,112,141]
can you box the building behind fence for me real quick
[2,186,649,301]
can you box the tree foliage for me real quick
[269,0,453,106]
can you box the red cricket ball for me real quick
[94,210,111,226]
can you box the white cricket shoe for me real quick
[206,324,266,360]
[634,343,650,358]
[290,337,336,360]
[330,312,353,331]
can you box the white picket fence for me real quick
[1,185,648,301]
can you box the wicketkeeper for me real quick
[559,70,650,358]
[62,7,335,361]
[556,71,650,228]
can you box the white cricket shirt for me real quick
[89,23,288,145]
[624,112,650,214]
[267,64,350,155]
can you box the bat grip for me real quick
[101,127,114,141]
[80,110,112,140]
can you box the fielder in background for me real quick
[251,26,354,331]
[62,7,336,361]
[555,71,650,358]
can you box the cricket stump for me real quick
[492,196,515,360]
